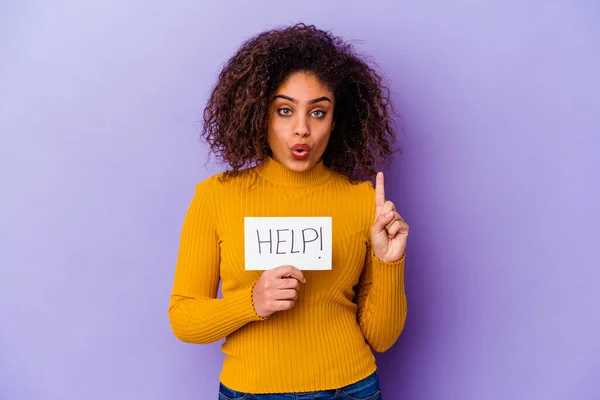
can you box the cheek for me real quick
[267,118,290,150]
[311,120,333,146]
[318,131,332,149]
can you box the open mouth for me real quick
[291,144,310,159]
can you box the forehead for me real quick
[274,72,334,101]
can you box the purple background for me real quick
[1,1,599,399]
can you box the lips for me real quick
[291,143,310,160]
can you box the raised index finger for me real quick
[376,172,385,213]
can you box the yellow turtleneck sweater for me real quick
[168,157,407,394]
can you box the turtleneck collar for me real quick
[256,157,332,187]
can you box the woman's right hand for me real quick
[252,265,306,318]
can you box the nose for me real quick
[294,115,310,138]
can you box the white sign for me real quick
[244,217,332,270]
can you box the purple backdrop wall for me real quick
[1,1,599,399]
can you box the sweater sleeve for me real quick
[355,247,407,352]
[168,177,264,344]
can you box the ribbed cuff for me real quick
[371,250,405,267]
[215,285,270,334]
[249,282,269,321]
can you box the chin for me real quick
[280,157,316,172]
[287,160,314,172]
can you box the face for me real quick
[267,71,335,172]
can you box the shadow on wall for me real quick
[373,135,451,398]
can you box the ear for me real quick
[331,120,336,131]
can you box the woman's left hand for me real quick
[371,172,409,262]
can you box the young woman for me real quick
[169,23,409,400]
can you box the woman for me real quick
[169,24,409,400]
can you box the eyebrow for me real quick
[272,95,332,104]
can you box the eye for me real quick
[278,107,292,116]
[311,110,326,118]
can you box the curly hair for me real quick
[202,23,398,181]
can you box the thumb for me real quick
[372,209,393,233]
[273,265,306,283]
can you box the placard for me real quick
[244,217,332,270]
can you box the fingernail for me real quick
[387,211,393,219]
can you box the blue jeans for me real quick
[218,372,382,399]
